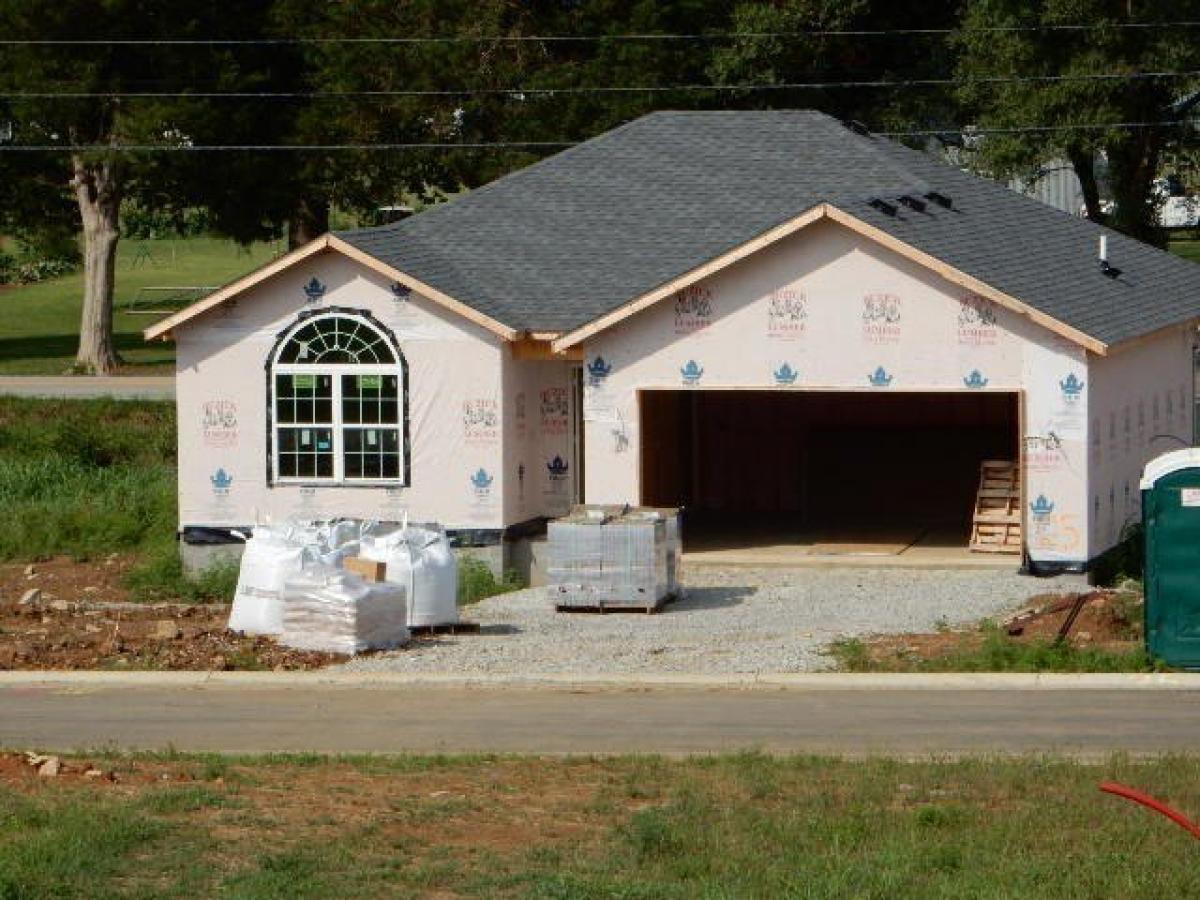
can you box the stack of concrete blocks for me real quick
[548,505,678,611]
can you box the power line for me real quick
[0,120,1193,152]
[5,69,1199,100]
[1,21,1199,45]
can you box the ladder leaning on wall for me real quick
[968,460,1022,554]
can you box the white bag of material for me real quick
[228,525,306,635]
[360,524,459,628]
[280,562,409,654]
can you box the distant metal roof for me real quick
[327,109,1200,347]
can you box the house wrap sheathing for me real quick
[148,111,1200,573]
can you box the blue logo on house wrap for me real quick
[586,356,612,385]
[470,468,493,491]
[546,456,569,479]
[389,281,411,300]
[680,360,704,385]
[303,277,326,302]
[1030,494,1055,517]
[774,362,798,385]
[210,468,232,492]
[867,366,893,387]
[963,370,989,389]
[1059,372,1084,400]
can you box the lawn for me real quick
[0,236,280,375]
[1170,237,1200,264]
[1,751,1198,898]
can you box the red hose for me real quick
[1099,781,1200,840]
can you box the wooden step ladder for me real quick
[969,460,1022,554]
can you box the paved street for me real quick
[3,681,1199,757]
[0,376,173,400]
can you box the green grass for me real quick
[0,396,232,600]
[0,236,279,375]
[1169,237,1200,264]
[457,554,526,605]
[3,752,1200,897]
[828,624,1156,673]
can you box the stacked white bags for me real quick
[359,523,459,628]
[280,562,409,654]
[228,519,364,636]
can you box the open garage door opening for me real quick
[639,390,1021,562]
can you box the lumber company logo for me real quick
[673,285,713,335]
[1059,372,1085,402]
[210,468,232,495]
[540,387,569,437]
[389,281,411,301]
[201,399,238,448]
[586,356,613,386]
[680,360,704,386]
[957,294,998,345]
[962,370,989,390]
[462,398,499,445]
[862,293,901,344]
[546,456,569,481]
[773,362,799,386]
[303,277,327,303]
[767,288,807,340]
[1030,494,1055,518]
[867,366,893,387]
[470,468,493,495]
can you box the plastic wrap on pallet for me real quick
[548,509,670,609]
[359,523,459,627]
[624,507,682,597]
[280,561,409,654]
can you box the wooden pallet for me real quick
[408,621,481,636]
[555,594,679,615]
[969,460,1022,554]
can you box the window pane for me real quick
[277,427,333,479]
[342,427,400,480]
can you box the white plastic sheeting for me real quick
[280,562,409,654]
[359,523,459,627]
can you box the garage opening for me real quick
[639,390,1020,560]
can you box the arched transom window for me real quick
[269,310,408,484]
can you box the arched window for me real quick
[269,310,408,484]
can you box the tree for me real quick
[955,0,1200,244]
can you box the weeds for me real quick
[457,554,525,605]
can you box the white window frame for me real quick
[269,312,408,487]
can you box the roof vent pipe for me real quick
[1099,235,1122,278]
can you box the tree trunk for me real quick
[1107,129,1166,247]
[71,156,122,375]
[1066,146,1103,222]
[287,195,330,249]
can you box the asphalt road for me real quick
[0,376,173,400]
[3,683,1198,757]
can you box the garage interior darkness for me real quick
[639,390,1020,556]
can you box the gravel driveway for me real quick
[341,566,1071,675]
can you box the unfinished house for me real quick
[146,111,1200,575]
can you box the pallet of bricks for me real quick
[547,504,681,613]
[969,460,1022,554]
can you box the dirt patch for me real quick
[856,589,1144,665]
[0,593,345,672]
[1,555,136,606]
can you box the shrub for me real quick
[457,554,524,605]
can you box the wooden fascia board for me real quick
[551,202,1108,357]
[551,205,827,352]
[142,233,519,343]
[142,236,332,341]
[511,337,583,361]
[325,235,518,341]
[820,205,1108,356]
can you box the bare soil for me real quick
[859,589,1143,664]
[0,558,345,671]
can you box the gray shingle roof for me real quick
[338,110,1200,347]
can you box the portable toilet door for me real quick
[1141,448,1200,668]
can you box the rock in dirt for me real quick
[49,598,72,612]
[153,620,183,641]
[36,757,60,778]
[18,588,41,606]
[23,564,35,577]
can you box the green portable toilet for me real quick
[1142,448,1200,668]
